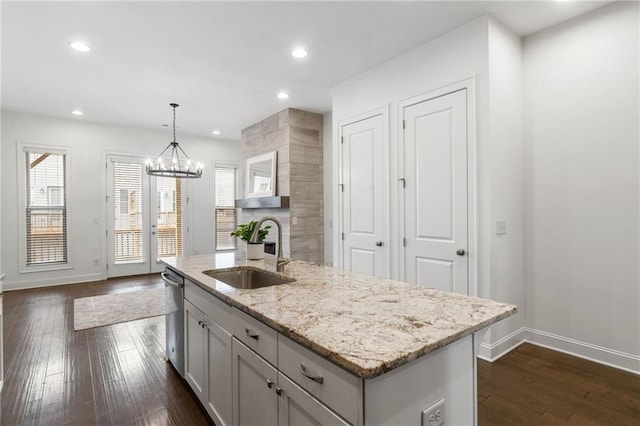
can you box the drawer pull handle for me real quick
[300,363,324,384]
[245,327,260,340]
[275,386,283,396]
[266,379,274,389]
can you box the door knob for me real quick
[456,249,466,256]
[375,241,383,247]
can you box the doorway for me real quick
[106,155,183,277]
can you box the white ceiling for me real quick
[1,1,611,141]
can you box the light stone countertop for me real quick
[161,253,516,379]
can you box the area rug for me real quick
[74,287,165,331]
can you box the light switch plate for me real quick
[496,219,507,235]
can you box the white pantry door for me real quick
[401,89,469,294]
[340,112,386,277]
[106,156,183,277]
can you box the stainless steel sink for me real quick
[203,267,295,289]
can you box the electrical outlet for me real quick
[422,399,445,426]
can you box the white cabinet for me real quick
[185,288,359,426]
[184,299,233,426]
[181,279,475,426]
[232,307,278,365]
[205,319,233,425]
[278,373,350,426]
[232,338,278,426]
[232,337,348,426]
[278,334,360,424]
[185,300,206,400]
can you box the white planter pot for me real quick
[246,242,265,260]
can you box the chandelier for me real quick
[146,103,203,178]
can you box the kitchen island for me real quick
[162,253,516,426]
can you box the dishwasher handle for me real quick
[161,272,184,289]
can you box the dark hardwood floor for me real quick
[2,275,212,426]
[2,276,638,425]
[478,343,640,425]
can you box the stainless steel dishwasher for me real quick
[162,267,185,377]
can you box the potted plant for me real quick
[230,220,271,260]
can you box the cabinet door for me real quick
[184,300,206,401]
[232,339,278,426]
[206,320,233,426]
[278,373,350,426]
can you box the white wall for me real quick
[483,18,526,356]
[331,17,527,353]
[1,110,241,290]
[331,16,490,281]
[523,1,640,370]
[323,111,333,266]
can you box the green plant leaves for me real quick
[230,220,272,243]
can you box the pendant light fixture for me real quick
[146,103,203,178]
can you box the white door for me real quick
[340,113,386,277]
[401,89,468,294]
[106,156,183,277]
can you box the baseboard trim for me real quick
[478,327,526,362]
[524,328,640,375]
[4,273,104,291]
[477,327,640,375]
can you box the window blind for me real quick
[215,166,238,251]
[26,151,67,266]
[112,162,144,263]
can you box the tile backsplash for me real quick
[240,109,323,264]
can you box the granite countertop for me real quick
[162,253,516,379]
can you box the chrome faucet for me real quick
[250,217,290,272]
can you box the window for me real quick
[25,150,67,266]
[215,165,238,251]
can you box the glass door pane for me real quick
[155,177,182,259]
[113,162,145,263]
[107,157,151,278]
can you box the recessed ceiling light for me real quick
[69,41,91,52]
[291,48,308,59]
[277,92,289,99]
[212,130,221,135]
[71,110,84,116]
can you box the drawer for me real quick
[231,307,278,366]
[278,335,360,425]
[184,279,232,331]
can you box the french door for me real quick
[106,156,183,277]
